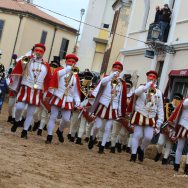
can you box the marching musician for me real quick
[168,97,188,175]
[9,43,51,139]
[154,93,183,164]
[130,70,164,162]
[88,61,127,154]
[45,54,81,144]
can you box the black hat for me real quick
[84,70,93,80]
[12,54,18,60]
[126,80,133,87]
[50,56,60,67]
[123,74,132,82]
[173,93,183,100]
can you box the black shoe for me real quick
[37,129,42,136]
[76,137,83,145]
[126,147,131,153]
[67,133,71,141]
[28,125,32,132]
[162,158,168,165]
[174,163,180,172]
[11,121,20,132]
[116,143,122,153]
[56,128,64,143]
[105,141,111,149]
[96,141,102,147]
[110,147,115,153]
[70,136,75,142]
[45,135,53,144]
[184,164,188,175]
[88,136,95,150]
[21,130,27,139]
[43,125,47,131]
[98,145,105,154]
[19,118,25,127]
[130,154,137,162]
[32,121,40,131]
[84,137,89,142]
[154,152,162,162]
[137,146,144,162]
[122,145,127,151]
[7,116,13,123]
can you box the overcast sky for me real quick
[33,0,89,30]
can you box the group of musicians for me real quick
[3,43,188,175]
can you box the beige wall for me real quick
[123,54,152,85]
[0,13,20,67]
[0,12,76,68]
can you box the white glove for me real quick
[156,120,163,129]
[66,65,72,72]
[144,81,153,90]
[110,71,119,79]
[74,101,80,108]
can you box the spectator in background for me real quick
[154,6,161,23]
[159,4,172,42]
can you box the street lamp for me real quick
[73,8,85,54]
[151,25,161,40]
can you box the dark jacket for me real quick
[160,8,171,23]
[154,10,162,23]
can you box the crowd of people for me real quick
[0,42,188,175]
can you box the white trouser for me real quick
[111,121,122,147]
[47,105,71,135]
[39,108,49,130]
[127,134,133,147]
[91,117,113,147]
[157,133,172,159]
[77,116,92,138]
[69,111,81,137]
[131,125,154,154]
[8,97,16,117]
[15,102,36,131]
[33,107,42,123]
[175,138,188,164]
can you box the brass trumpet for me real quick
[22,56,30,64]
[72,66,79,74]
[148,87,156,96]
[111,78,118,87]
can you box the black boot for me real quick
[45,135,53,144]
[174,163,180,172]
[76,137,83,145]
[21,130,27,139]
[32,121,40,131]
[7,116,13,123]
[28,125,32,132]
[184,164,188,175]
[110,147,116,153]
[70,136,75,142]
[137,146,144,162]
[105,141,111,149]
[126,147,131,153]
[43,124,47,131]
[162,158,168,165]
[122,145,127,151]
[84,137,89,142]
[154,152,162,162]
[19,118,25,127]
[67,133,71,141]
[96,141,102,147]
[130,154,137,162]
[11,121,20,132]
[56,128,64,143]
[98,145,105,154]
[88,136,95,150]
[116,143,122,153]
[37,129,42,136]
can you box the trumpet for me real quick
[148,87,156,96]
[72,66,79,74]
[111,78,119,87]
[21,56,30,64]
